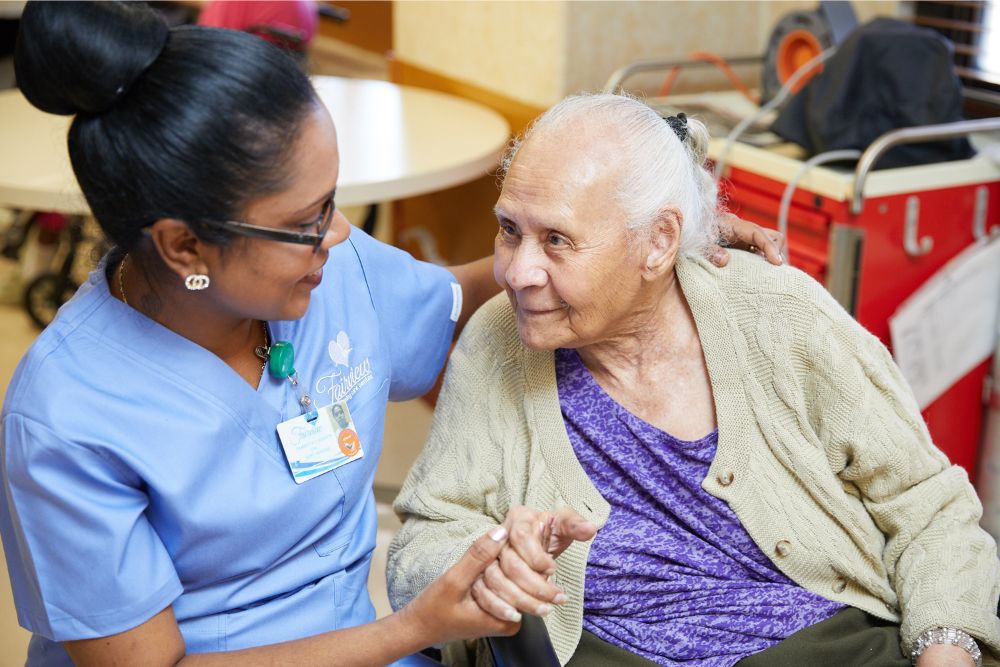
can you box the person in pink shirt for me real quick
[197,0,318,53]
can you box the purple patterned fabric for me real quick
[555,348,844,667]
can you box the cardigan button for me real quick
[717,470,735,486]
[832,577,847,593]
[774,540,792,557]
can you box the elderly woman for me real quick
[387,93,1000,667]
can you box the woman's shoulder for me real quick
[679,250,849,324]
[1,328,123,482]
[4,320,114,429]
[457,292,519,352]
[678,251,889,373]
[342,226,448,282]
[444,293,527,383]
[3,267,166,434]
[4,283,108,414]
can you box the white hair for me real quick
[500,93,721,258]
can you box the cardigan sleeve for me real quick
[803,289,1000,658]
[386,300,511,613]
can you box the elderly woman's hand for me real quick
[401,526,522,645]
[711,212,786,267]
[471,506,596,622]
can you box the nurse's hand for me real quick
[472,506,596,623]
[710,212,785,267]
[400,525,521,645]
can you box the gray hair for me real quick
[499,93,721,258]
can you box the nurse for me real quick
[0,2,782,666]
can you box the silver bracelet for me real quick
[910,627,982,666]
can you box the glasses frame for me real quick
[199,196,334,253]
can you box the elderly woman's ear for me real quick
[711,212,786,267]
[641,207,683,279]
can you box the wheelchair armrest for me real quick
[486,614,561,667]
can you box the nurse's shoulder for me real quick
[3,265,135,438]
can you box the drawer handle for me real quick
[904,196,934,257]
[972,186,998,241]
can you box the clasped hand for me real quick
[472,506,597,623]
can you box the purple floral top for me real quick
[555,348,844,666]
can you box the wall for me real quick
[317,1,393,54]
[565,1,772,96]
[393,1,568,108]
[394,1,902,105]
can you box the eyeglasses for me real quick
[198,195,335,253]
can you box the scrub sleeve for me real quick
[348,229,458,401]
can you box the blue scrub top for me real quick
[0,228,458,665]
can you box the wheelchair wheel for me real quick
[23,273,79,329]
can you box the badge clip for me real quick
[266,340,315,416]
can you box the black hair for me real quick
[14,1,318,252]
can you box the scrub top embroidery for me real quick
[0,227,458,665]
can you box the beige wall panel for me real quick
[566,1,770,95]
[565,1,901,97]
[394,1,569,108]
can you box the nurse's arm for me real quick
[63,528,517,667]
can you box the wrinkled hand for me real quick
[472,506,596,623]
[402,526,520,646]
[711,212,786,267]
[916,643,977,667]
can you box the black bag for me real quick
[770,17,974,170]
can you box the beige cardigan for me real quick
[387,252,1000,666]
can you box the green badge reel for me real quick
[267,341,316,417]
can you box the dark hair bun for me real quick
[15,1,169,116]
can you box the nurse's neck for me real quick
[114,253,269,389]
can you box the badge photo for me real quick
[276,399,364,484]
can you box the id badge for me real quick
[276,400,364,483]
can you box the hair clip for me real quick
[665,112,688,143]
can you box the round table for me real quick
[313,77,510,207]
[0,76,511,214]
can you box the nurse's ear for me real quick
[147,218,210,283]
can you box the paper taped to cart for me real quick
[890,234,1000,410]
